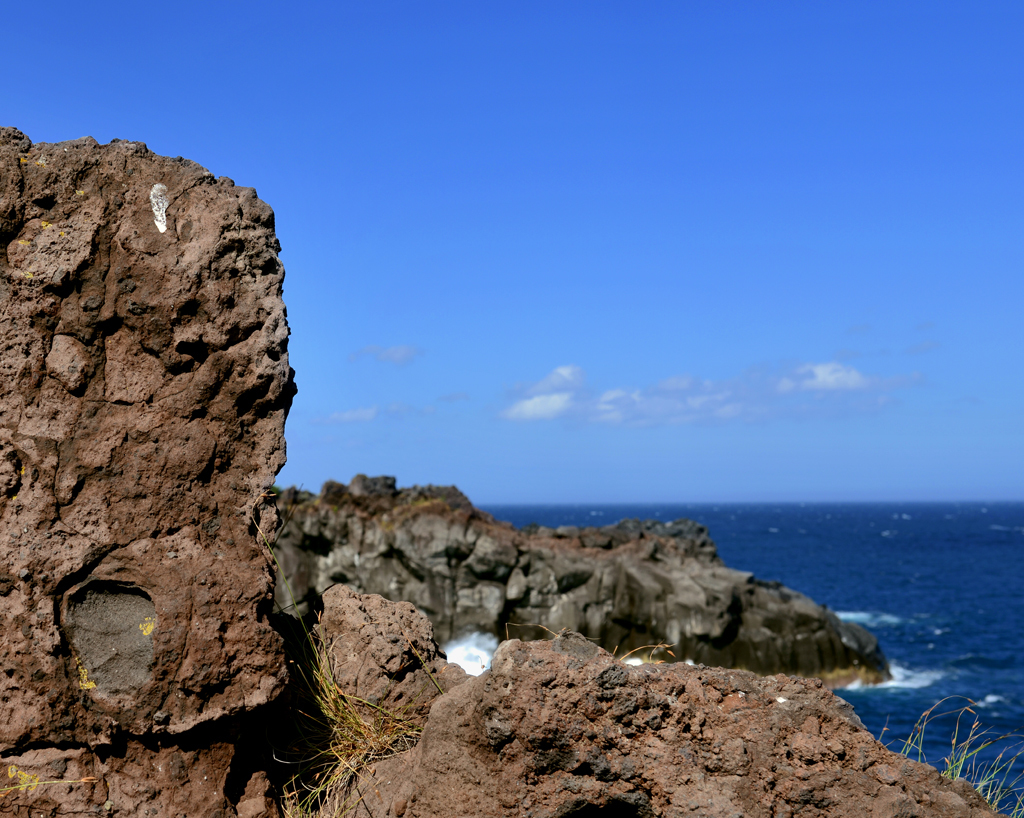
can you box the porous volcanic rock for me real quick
[0,129,294,816]
[274,478,889,687]
[308,586,996,818]
[318,584,469,722]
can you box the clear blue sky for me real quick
[6,2,1022,502]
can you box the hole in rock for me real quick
[175,339,209,365]
[555,796,653,818]
[64,582,156,695]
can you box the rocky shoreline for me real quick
[273,476,890,688]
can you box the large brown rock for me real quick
[0,129,294,815]
[275,478,889,687]
[317,588,996,818]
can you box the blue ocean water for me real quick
[480,502,1024,770]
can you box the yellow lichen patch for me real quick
[19,157,28,164]
[23,273,33,280]
[75,190,85,196]
[41,221,51,228]
[17,240,31,246]
[139,617,156,637]
[34,159,45,167]
[7,765,40,793]
[59,231,66,237]
[76,658,96,690]
[19,466,24,476]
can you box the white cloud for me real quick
[529,365,585,395]
[501,365,584,421]
[500,359,911,426]
[349,345,423,365]
[502,392,574,421]
[791,362,870,391]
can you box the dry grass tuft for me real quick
[896,697,1024,816]
[281,619,422,818]
[255,491,422,818]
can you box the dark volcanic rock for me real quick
[274,478,889,687]
[310,587,996,818]
[0,129,294,816]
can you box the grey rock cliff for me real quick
[273,477,889,686]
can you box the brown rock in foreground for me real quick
[275,478,889,687]
[0,129,294,815]
[318,588,996,818]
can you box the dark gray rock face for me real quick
[274,478,890,687]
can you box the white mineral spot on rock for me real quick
[149,183,169,233]
[776,696,787,703]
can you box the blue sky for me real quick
[6,2,1022,502]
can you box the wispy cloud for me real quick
[315,402,420,424]
[500,365,585,420]
[777,362,870,393]
[500,361,918,426]
[438,392,470,403]
[528,365,585,395]
[349,345,423,365]
[502,392,574,420]
[319,406,379,423]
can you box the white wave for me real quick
[976,694,1005,708]
[837,611,903,628]
[842,662,943,691]
[443,633,498,676]
[989,524,1012,531]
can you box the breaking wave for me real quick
[443,633,499,676]
[836,611,903,628]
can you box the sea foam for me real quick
[443,633,499,676]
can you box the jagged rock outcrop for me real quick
[274,478,889,687]
[303,585,995,818]
[0,129,294,816]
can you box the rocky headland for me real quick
[0,128,999,817]
[273,476,890,688]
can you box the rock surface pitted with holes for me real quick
[0,128,294,817]
[314,587,997,818]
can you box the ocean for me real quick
[478,501,1024,772]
